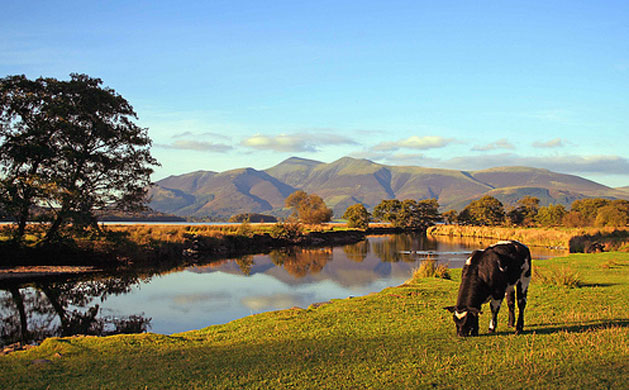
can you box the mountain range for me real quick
[148,156,629,219]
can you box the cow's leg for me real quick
[506,285,516,328]
[488,296,503,333]
[515,276,530,334]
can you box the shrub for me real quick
[236,219,253,237]
[412,257,451,280]
[535,266,582,288]
[269,221,303,240]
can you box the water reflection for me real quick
[1,234,567,347]
[269,247,333,278]
[342,240,369,263]
[0,275,151,347]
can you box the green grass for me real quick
[1,253,629,389]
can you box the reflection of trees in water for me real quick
[269,247,333,278]
[343,240,370,263]
[371,234,427,263]
[0,274,151,347]
[234,255,254,275]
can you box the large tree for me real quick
[0,74,158,242]
[0,75,58,240]
[342,203,371,229]
[285,190,333,224]
[461,196,505,226]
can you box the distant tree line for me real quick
[343,198,442,230]
[442,195,629,228]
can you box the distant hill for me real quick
[148,156,628,219]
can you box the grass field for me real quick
[1,252,628,389]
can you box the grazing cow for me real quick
[445,240,531,337]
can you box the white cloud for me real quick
[241,132,357,152]
[172,131,230,140]
[372,136,454,151]
[156,140,232,152]
[472,138,515,151]
[532,138,563,148]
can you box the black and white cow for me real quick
[445,240,531,337]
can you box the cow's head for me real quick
[444,306,481,337]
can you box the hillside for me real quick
[148,156,627,219]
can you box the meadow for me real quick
[1,251,627,389]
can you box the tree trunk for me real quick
[9,286,29,343]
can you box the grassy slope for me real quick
[1,253,628,389]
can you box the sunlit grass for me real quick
[3,252,627,389]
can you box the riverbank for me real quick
[1,251,627,389]
[428,225,629,252]
[0,223,404,269]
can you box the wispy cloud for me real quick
[532,138,563,148]
[372,136,454,152]
[352,150,629,178]
[438,153,629,175]
[472,138,515,151]
[172,131,231,140]
[156,140,233,152]
[241,293,308,311]
[241,132,358,152]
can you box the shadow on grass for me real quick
[580,283,619,288]
[481,319,629,337]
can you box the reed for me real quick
[411,256,451,280]
[535,266,582,288]
[428,225,629,252]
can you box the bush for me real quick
[269,221,303,240]
[535,266,582,288]
[412,257,451,280]
[236,219,253,237]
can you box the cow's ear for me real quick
[468,307,482,315]
[444,306,456,313]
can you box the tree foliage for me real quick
[0,74,158,243]
[285,190,333,224]
[372,198,441,229]
[442,209,458,225]
[570,198,611,225]
[372,199,402,226]
[342,203,370,229]
[594,200,629,227]
[535,204,566,227]
[461,196,505,226]
[507,196,540,226]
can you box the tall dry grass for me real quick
[427,225,629,252]
[411,256,451,280]
[535,266,582,288]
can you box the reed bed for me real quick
[427,225,629,252]
[411,256,451,280]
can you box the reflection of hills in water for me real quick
[188,234,478,288]
[187,234,568,289]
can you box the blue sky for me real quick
[2,1,628,187]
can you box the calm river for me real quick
[0,234,565,346]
